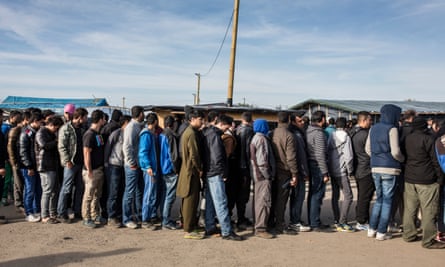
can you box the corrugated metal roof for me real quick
[0,96,109,112]
[290,99,445,114]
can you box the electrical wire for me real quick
[201,10,234,77]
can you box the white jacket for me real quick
[327,129,354,177]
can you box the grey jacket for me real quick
[58,121,84,166]
[306,124,329,175]
[327,129,354,177]
[104,128,124,167]
[250,132,276,181]
[123,119,144,167]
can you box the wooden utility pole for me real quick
[195,73,201,105]
[227,0,239,107]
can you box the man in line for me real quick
[177,110,204,239]
[81,110,106,228]
[365,104,405,241]
[159,115,181,230]
[306,111,330,231]
[122,106,145,229]
[202,114,243,241]
[35,116,64,224]
[57,108,89,223]
[250,119,276,239]
[271,111,299,235]
[139,112,161,230]
[0,109,8,223]
[350,111,374,231]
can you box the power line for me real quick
[201,10,234,77]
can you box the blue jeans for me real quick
[57,164,84,217]
[369,173,397,234]
[122,166,143,224]
[22,169,42,216]
[142,171,159,222]
[308,162,326,228]
[205,175,232,236]
[106,165,125,219]
[289,178,306,224]
[161,173,178,225]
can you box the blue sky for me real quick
[0,0,444,109]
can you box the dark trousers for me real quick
[12,165,24,208]
[355,174,375,224]
[272,171,292,231]
[226,166,251,223]
[106,165,125,219]
[390,175,404,225]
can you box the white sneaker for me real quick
[355,223,369,231]
[26,214,41,223]
[376,232,392,241]
[367,228,377,238]
[125,221,138,229]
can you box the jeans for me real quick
[369,173,397,234]
[308,162,326,228]
[290,178,306,225]
[22,169,42,216]
[106,165,125,219]
[40,171,58,218]
[331,175,353,224]
[205,175,232,236]
[161,173,178,226]
[122,166,143,224]
[57,164,84,217]
[142,171,159,222]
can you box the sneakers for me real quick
[367,228,377,238]
[276,227,298,235]
[376,232,392,241]
[142,221,158,231]
[222,231,244,241]
[94,216,107,225]
[162,222,179,230]
[124,221,139,229]
[184,231,204,240]
[42,217,60,224]
[108,218,122,228]
[83,219,97,228]
[255,231,275,239]
[59,215,72,224]
[288,223,311,232]
[427,240,445,249]
[26,214,41,223]
[336,223,355,233]
[205,227,221,237]
[237,219,254,231]
[355,223,369,231]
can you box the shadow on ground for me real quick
[0,248,142,267]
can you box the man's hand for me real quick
[323,175,330,183]
[28,169,35,177]
[290,177,297,187]
[0,168,5,177]
[66,161,73,169]
[147,168,154,177]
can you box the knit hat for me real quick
[411,117,427,130]
[64,104,75,114]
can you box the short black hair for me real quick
[91,110,105,123]
[42,109,55,119]
[73,108,88,119]
[119,115,131,127]
[335,117,347,128]
[241,112,252,123]
[277,111,289,123]
[164,115,175,128]
[189,109,205,119]
[145,112,158,125]
[111,109,123,122]
[131,105,144,119]
[217,114,233,126]
[207,111,219,123]
[47,116,64,127]
[311,111,326,123]
[29,112,43,123]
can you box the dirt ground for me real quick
[0,183,443,267]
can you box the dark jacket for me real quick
[7,125,22,167]
[351,126,371,179]
[19,125,37,169]
[306,124,328,176]
[272,123,298,177]
[0,130,5,170]
[101,120,120,143]
[289,124,309,179]
[236,123,254,175]
[405,129,442,185]
[202,125,227,178]
[35,127,59,172]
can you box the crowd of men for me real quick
[0,103,445,248]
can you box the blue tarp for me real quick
[0,96,109,112]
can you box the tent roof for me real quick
[0,96,109,111]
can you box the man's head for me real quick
[290,111,306,129]
[9,110,23,125]
[189,110,205,129]
[72,108,88,127]
[216,114,234,132]
[29,112,44,130]
[131,105,145,122]
[311,111,326,126]
[207,111,219,124]
[163,115,175,129]
[90,109,106,128]
[403,109,416,123]
[357,111,372,129]
[64,104,75,121]
[277,111,289,124]
[335,117,347,129]
[241,111,252,125]
[145,112,158,129]
[111,109,123,123]
[46,116,64,133]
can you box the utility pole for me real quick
[122,97,126,109]
[227,0,239,107]
[194,73,201,105]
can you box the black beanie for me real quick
[411,117,427,130]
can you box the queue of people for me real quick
[0,103,445,248]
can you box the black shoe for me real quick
[405,236,422,242]
[426,240,445,249]
[312,225,333,233]
[59,215,72,224]
[222,231,244,241]
[205,228,221,237]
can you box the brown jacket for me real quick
[177,125,202,198]
[271,123,298,177]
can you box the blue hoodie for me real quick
[253,119,269,136]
